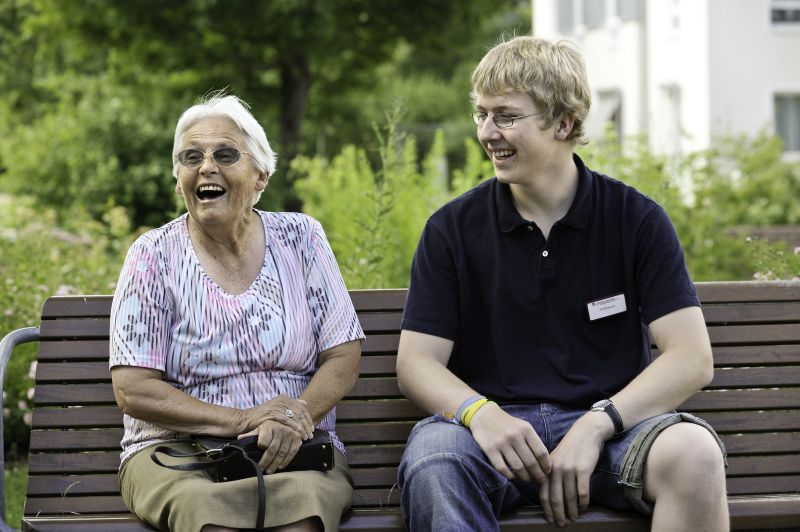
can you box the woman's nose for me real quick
[198,152,219,174]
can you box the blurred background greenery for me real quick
[1,0,799,526]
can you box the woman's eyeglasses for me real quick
[174,147,252,168]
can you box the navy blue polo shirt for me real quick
[401,155,700,407]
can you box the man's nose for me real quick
[477,117,502,143]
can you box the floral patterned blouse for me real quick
[109,210,364,465]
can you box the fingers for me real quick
[470,404,551,484]
[562,472,579,523]
[548,470,567,528]
[275,396,314,439]
[538,477,554,525]
[256,421,302,474]
[547,468,584,526]
[577,473,590,510]
[245,395,314,440]
[518,433,551,484]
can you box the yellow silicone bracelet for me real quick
[461,398,490,427]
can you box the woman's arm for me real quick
[111,366,244,436]
[111,366,313,437]
[300,339,361,423]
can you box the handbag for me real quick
[150,429,334,531]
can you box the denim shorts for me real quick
[400,403,726,516]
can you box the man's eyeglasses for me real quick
[174,147,252,168]
[472,111,537,129]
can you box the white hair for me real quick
[172,91,277,205]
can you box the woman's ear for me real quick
[256,170,270,191]
[175,181,184,197]
[554,114,575,141]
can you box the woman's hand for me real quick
[240,419,304,474]
[242,394,314,440]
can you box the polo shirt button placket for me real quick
[539,247,553,274]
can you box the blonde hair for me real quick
[172,91,276,205]
[471,36,591,145]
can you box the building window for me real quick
[775,94,800,152]
[770,0,800,27]
[617,0,642,21]
[558,0,575,33]
[583,0,606,30]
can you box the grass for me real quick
[3,460,27,529]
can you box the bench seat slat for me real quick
[694,409,800,432]
[28,452,120,474]
[695,281,800,302]
[23,515,156,532]
[708,366,800,388]
[29,430,123,451]
[706,323,800,344]
[702,301,800,323]
[680,388,800,411]
[32,406,124,429]
[710,345,800,366]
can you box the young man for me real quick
[396,36,729,531]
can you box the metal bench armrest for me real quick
[0,327,40,532]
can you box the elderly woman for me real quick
[109,93,363,532]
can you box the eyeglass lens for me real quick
[177,148,241,167]
[472,112,514,128]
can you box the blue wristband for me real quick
[455,394,486,424]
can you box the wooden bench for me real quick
[1,281,799,531]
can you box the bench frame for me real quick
[1,280,799,531]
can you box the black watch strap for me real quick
[592,399,625,437]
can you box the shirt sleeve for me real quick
[109,235,173,370]
[401,219,460,341]
[635,205,700,324]
[305,219,365,353]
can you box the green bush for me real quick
[0,194,135,456]
[294,111,492,289]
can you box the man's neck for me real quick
[510,154,579,238]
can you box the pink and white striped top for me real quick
[109,210,364,464]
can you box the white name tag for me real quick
[587,293,627,321]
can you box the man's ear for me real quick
[554,114,575,141]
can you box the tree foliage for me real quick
[0,0,528,223]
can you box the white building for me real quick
[533,0,800,158]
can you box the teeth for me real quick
[495,150,515,158]
[198,185,225,193]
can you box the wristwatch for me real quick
[591,399,625,438]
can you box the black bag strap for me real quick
[151,443,266,531]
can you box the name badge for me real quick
[587,293,627,321]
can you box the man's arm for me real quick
[396,329,551,484]
[544,305,713,526]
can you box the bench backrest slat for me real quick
[24,282,800,519]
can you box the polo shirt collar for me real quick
[496,153,593,233]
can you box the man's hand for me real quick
[241,394,314,440]
[540,412,612,527]
[469,402,552,484]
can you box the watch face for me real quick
[591,399,611,410]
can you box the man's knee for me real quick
[645,422,726,497]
